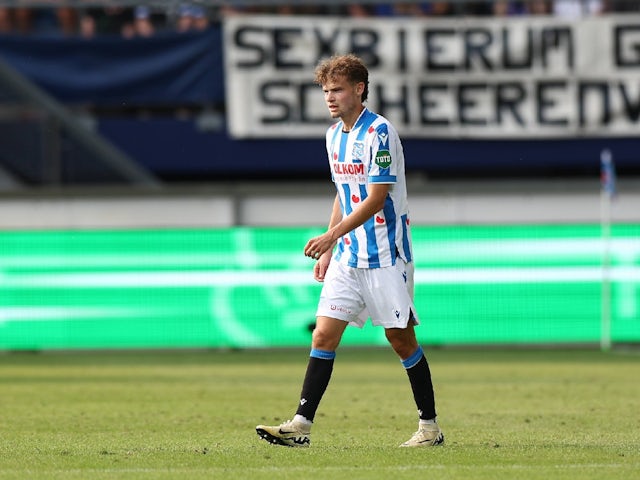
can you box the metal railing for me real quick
[0,58,161,189]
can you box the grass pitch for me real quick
[0,347,638,479]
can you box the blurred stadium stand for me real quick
[0,0,638,227]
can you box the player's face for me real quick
[322,75,364,124]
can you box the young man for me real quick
[255,54,444,448]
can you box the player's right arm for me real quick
[312,193,341,282]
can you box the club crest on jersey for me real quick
[352,142,364,161]
[375,150,392,168]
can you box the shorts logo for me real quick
[330,304,352,314]
[375,150,392,168]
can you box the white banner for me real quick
[223,14,640,139]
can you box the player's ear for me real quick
[355,82,365,98]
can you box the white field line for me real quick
[0,266,639,288]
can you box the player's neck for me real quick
[341,105,365,133]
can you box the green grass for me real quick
[0,348,638,479]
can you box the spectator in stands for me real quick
[425,1,457,16]
[0,8,11,33]
[553,0,603,17]
[79,11,95,38]
[127,5,155,38]
[176,4,210,32]
[0,6,85,36]
[373,3,428,16]
[80,6,135,37]
[56,6,78,35]
[527,0,553,14]
[493,1,511,15]
[192,7,211,29]
[9,7,32,34]
[345,4,375,16]
[492,1,529,15]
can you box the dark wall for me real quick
[98,117,640,181]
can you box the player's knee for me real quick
[311,327,340,351]
[385,329,418,359]
[389,342,416,360]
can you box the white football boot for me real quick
[256,419,311,447]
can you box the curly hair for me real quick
[314,54,369,103]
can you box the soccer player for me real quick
[255,54,444,448]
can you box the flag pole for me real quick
[599,149,615,352]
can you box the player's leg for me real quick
[256,315,348,447]
[385,324,444,447]
[257,260,360,447]
[385,323,436,420]
[296,315,347,421]
[297,260,360,424]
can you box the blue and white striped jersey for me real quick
[326,107,413,269]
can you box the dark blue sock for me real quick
[295,349,336,422]
[402,346,437,420]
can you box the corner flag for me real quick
[600,149,616,198]
[599,149,616,352]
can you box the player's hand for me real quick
[304,233,334,260]
[313,252,331,282]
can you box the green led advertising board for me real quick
[0,225,638,350]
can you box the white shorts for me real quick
[316,259,420,329]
